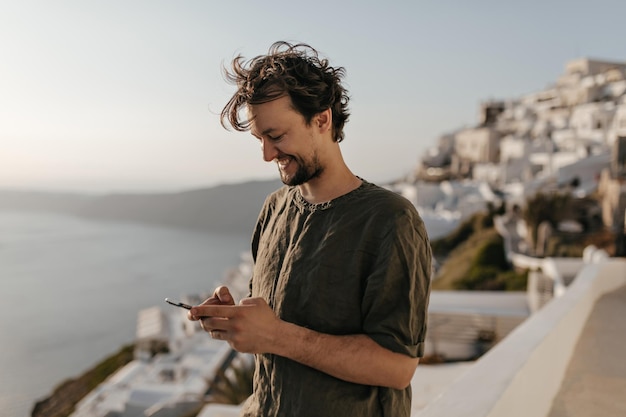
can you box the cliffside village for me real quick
[66,58,626,417]
[416,58,626,246]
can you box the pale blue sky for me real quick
[1,0,625,193]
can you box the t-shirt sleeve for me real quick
[361,208,432,358]
[250,192,276,298]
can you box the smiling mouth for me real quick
[276,156,292,170]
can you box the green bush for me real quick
[455,266,503,290]
[497,269,529,291]
[471,236,508,270]
[546,235,585,257]
[451,235,527,291]
[522,192,571,247]
[431,211,493,256]
[454,266,528,291]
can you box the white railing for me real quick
[415,258,626,417]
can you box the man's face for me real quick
[249,96,323,186]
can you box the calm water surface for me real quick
[0,211,250,417]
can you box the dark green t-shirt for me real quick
[241,180,432,417]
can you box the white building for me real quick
[569,101,616,145]
[454,127,501,164]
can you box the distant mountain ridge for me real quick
[0,179,283,234]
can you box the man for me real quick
[189,42,431,417]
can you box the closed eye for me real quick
[251,128,286,142]
[267,134,284,142]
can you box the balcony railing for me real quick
[415,259,626,417]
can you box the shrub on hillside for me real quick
[472,236,508,270]
[452,235,527,291]
[431,211,493,256]
[455,266,503,290]
[455,266,528,291]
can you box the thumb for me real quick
[216,286,235,305]
[240,297,266,306]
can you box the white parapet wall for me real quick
[415,258,626,417]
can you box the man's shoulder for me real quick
[261,181,417,217]
[358,182,429,233]
[264,185,293,204]
[258,185,302,219]
[359,181,417,212]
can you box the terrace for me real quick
[198,258,626,417]
[416,258,626,417]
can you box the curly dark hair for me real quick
[220,41,350,142]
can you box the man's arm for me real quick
[190,297,419,390]
[276,318,419,390]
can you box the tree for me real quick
[522,192,571,253]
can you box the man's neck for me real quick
[297,169,362,205]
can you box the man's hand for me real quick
[187,285,235,324]
[190,296,281,354]
[187,286,418,389]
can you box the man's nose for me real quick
[261,138,279,162]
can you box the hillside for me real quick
[430,211,528,291]
[31,345,135,417]
[0,179,283,235]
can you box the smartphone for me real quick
[165,298,192,310]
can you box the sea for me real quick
[0,211,251,417]
[0,207,457,417]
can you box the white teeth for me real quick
[277,158,290,169]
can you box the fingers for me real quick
[200,316,228,333]
[239,297,263,306]
[188,296,220,321]
[200,286,235,306]
[193,300,256,334]
[191,298,265,318]
[191,304,237,319]
[199,286,234,307]
[214,286,235,305]
[187,286,235,321]
[201,315,228,328]
[188,294,274,353]
[195,297,276,353]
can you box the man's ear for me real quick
[316,108,332,133]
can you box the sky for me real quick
[1,0,625,194]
